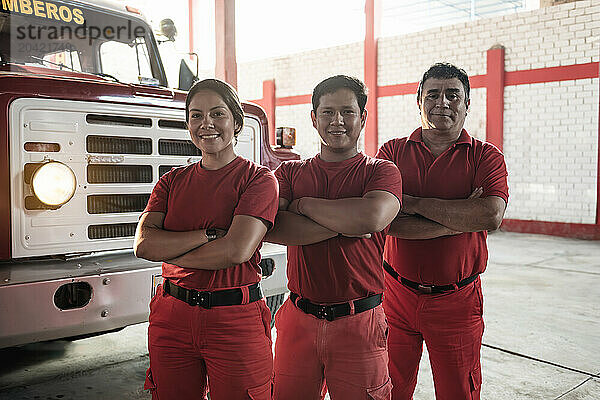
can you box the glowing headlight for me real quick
[31,162,77,206]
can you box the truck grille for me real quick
[86,114,152,128]
[158,139,201,156]
[158,119,187,130]
[87,135,152,154]
[87,165,152,183]
[87,194,150,214]
[11,99,220,257]
[159,165,181,177]
[88,223,138,239]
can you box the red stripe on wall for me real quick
[275,94,312,107]
[501,219,600,240]
[376,74,486,98]
[252,62,599,108]
[469,74,487,89]
[505,62,599,86]
[378,82,418,97]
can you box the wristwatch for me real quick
[205,228,218,242]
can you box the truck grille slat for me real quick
[87,135,152,154]
[86,114,152,128]
[159,165,182,177]
[158,119,187,130]
[87,194,150,214]
[87,165,152,183]
[158,139,201,156]
[88,223,137,239]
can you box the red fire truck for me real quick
[0,0,297,348]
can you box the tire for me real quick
[265,293,286,328]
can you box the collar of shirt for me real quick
[407,127,473,148]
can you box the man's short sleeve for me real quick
[365,159,403,202]
[273,162,293,202]
[143,172,171,214]
[477,144,509,203]
[233,168,279,229]
[375,139,395,162]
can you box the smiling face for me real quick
[311,88,366,161]
[187,89,238,157]
[419,77,469,136]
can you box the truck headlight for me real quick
[31,162,77,206]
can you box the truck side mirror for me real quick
[159,18,177,42]
[178,59,197,91]
[276,127,296,148]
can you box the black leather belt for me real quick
[383,261,478,294]
[290,292,383,322]
[163,279,262,309]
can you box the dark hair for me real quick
[312,75,368,114]
[185,78,244,135]
[417,63,470,106]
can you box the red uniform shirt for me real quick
[274,152,403,303]
[376,128,509,285]
[143,156,279,290]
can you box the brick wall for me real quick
[236,0,599,227]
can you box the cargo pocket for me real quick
[469,366,482,397]
[247,380,272,400]
[144,368,159,399]
[375,312,389,349]
[367,377,392,400]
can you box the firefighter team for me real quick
[134,62,509,400]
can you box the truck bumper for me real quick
[0,266,161,349]
[0,244,288,349]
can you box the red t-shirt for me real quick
[274,152,403,303]
[143,156,279,290]
[376,128,509,285]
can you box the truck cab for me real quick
[0,0,297,348]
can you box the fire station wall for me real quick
[238,42,364,100]
[504,79,599,224]
[237,0,599,225]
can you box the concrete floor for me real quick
[0,231,599,399]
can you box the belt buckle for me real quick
[416,284,433,294]
[316,305,335,321]
[190,290,212,309]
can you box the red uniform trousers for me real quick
[144,285,273,400]
[383,273,484,400]
[273,298,392,400]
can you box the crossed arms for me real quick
[134,212,268,270]
[265,190,401,246]
[388,188,507,240]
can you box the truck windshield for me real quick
[0,3,165,86]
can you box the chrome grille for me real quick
[87,194,150,214]
[159,165,181,177]
[87,135,152,154]
[87,165,152,183]
[86,114,152,128]
[158,139,201,156]
[88,223,138,239]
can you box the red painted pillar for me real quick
[188,0,194,55]
[262,80,276,145]
[215,0,237,88]
[364,0,381,156]
[596,54,600,225]
[486,46,505,151]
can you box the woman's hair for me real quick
[185,78,244,135]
